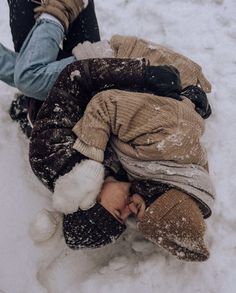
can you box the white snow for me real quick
[1,0,236,292]
[29,209,62,243]
[70,70,81,81]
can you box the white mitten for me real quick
[52,160,105,214]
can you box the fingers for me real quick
[129,193,146,220]
[128,202,138,215]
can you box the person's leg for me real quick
[63,0,100,53]
[0,43,17,87]
[7,0,43,135]
[7,0,38,52]
[14,16,76,100]
[7,0,66,60]
[7,0,99,132]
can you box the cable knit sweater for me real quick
[72,89,207,167]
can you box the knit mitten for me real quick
[33,0,88,31]
[138,189,209,262]
[53,160,105,214]
[181,85,212,119]
[145,65,182,100]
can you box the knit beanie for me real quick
[63,202,126,249]
[137,189,209,262]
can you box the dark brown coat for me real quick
[29,58,148,191]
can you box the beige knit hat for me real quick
[137,189,209,262]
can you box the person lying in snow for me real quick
[30,55,214,262]
[0,0,214,261]
[57,70,215,262]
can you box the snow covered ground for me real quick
[1,0,236,292]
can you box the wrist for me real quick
[73,138,104,162]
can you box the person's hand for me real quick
[181,85,212,119]
[128,194,146,220]
[53,160,105,214]
[145,65,182,100]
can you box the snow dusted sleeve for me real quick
[29,58,146,190]
[52,58,147,111]
[29,86,86,191]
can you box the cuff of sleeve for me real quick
[73,138,104,162]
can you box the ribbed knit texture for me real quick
[110,35,212,93]
[138,189,209,262]
[72,35,211,93]
[73,138,104,162]
[73,89,207,167]
[111,149,214,218]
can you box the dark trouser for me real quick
[7,0,100,123]
[7,0,100,54]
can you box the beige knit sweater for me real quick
[73,35,212,93]
[73,90,207,168]
[71,35,213,214]
[110,35,211,93]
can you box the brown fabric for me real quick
[34,0,86,31]
[29,58,147,190]
[110,35,212,93]
[73,89,207,167]
[138,189,209,262]
[112,150,214,218]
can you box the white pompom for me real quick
[29,209,61,243]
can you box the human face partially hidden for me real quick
[98,177,147,223]
[98,177,132,223]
